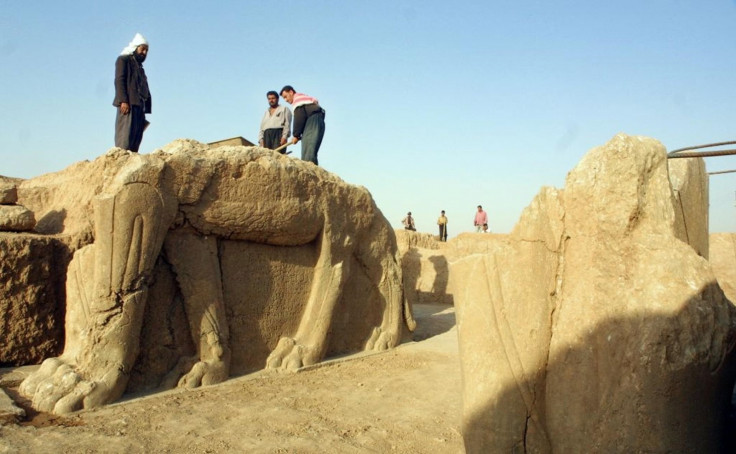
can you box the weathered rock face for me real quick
[395,230,517,307]
[710,233,736,302]
[445,232,509,258]
[16,158,110,236]
[451,188,562,453]
[0,388,25,425]
[10,140,413,415]
[0,178,37,232]
[395,230,442,251]
[669,157,709,258]
[0,179,19,204]
[451,134,736,453]
[0,234,74,365]
[395,230,453,305]
[0,170,94,366]
[0,205,36,232]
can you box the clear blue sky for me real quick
[2,1,735,235]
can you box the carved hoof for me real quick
[365,327,398,352]
[266,337,316,371]
[177,360,229,388]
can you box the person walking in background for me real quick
[474,205,488,233]
[280,85,325,165]
[113,33,151,152]
[437,210,448,241]
[258,90,292,153]
[402,212,416,231]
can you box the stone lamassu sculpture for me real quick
[19,140,413,414]
[450,134,736,452]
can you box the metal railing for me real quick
[667,141,736,159]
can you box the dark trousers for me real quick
[301,111,325,165]
[263,128,285,152]
[439,224,447,241]
[115,105,147,152]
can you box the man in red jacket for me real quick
[474,205,488,233]
[281,85,325,165]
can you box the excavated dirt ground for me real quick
[0,303,463,453]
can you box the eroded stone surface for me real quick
[0,388,25,425]
[395,230,443,251]
[710,233,736,302]
[0,233,75,365]
[0,181,18,205]
[0,205,36,232]
[13,140,413,414]
[669,157,709,258]
[451,134,736,453]
[396,230,453,305]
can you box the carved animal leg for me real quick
[18,244,96,399]
[20,181,172,414]
[365,253,410,352]
[266,231,350,371]
[164,232,231,388]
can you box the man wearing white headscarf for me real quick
[113,33,151,152]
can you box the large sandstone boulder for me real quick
[9,140,413,415]
[451,134,736,452]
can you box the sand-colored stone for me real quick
[710,233,736,302]
[451,188,561,453]
[0,389,24,425]
[669,157,709,258]
[15,158,109,237]
[0,233,77,365]
[0,303,462,452]
[395,229,443,251]
[396,230,453,305]
[451,134,736,453]
[0,181,18,205]
[0,205,35,232]
[12,140,413,415]
[207,136,256,148]
[445,232,509,257]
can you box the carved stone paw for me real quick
[177,359,229,388]
[365,326,399,352]
[19,357,107,414]
[265,337,317,371]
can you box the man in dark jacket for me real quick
[113,33,151,153]
[280,85,325,165]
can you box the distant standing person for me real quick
[113,33,151,153]
[280,85,325,165]
[437,210,448,241]
[258,90,292,153]
[403,212,416,231]
[474,205,488,233]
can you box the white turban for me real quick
[120,33,149,55]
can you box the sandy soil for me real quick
[0,303,464,453]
